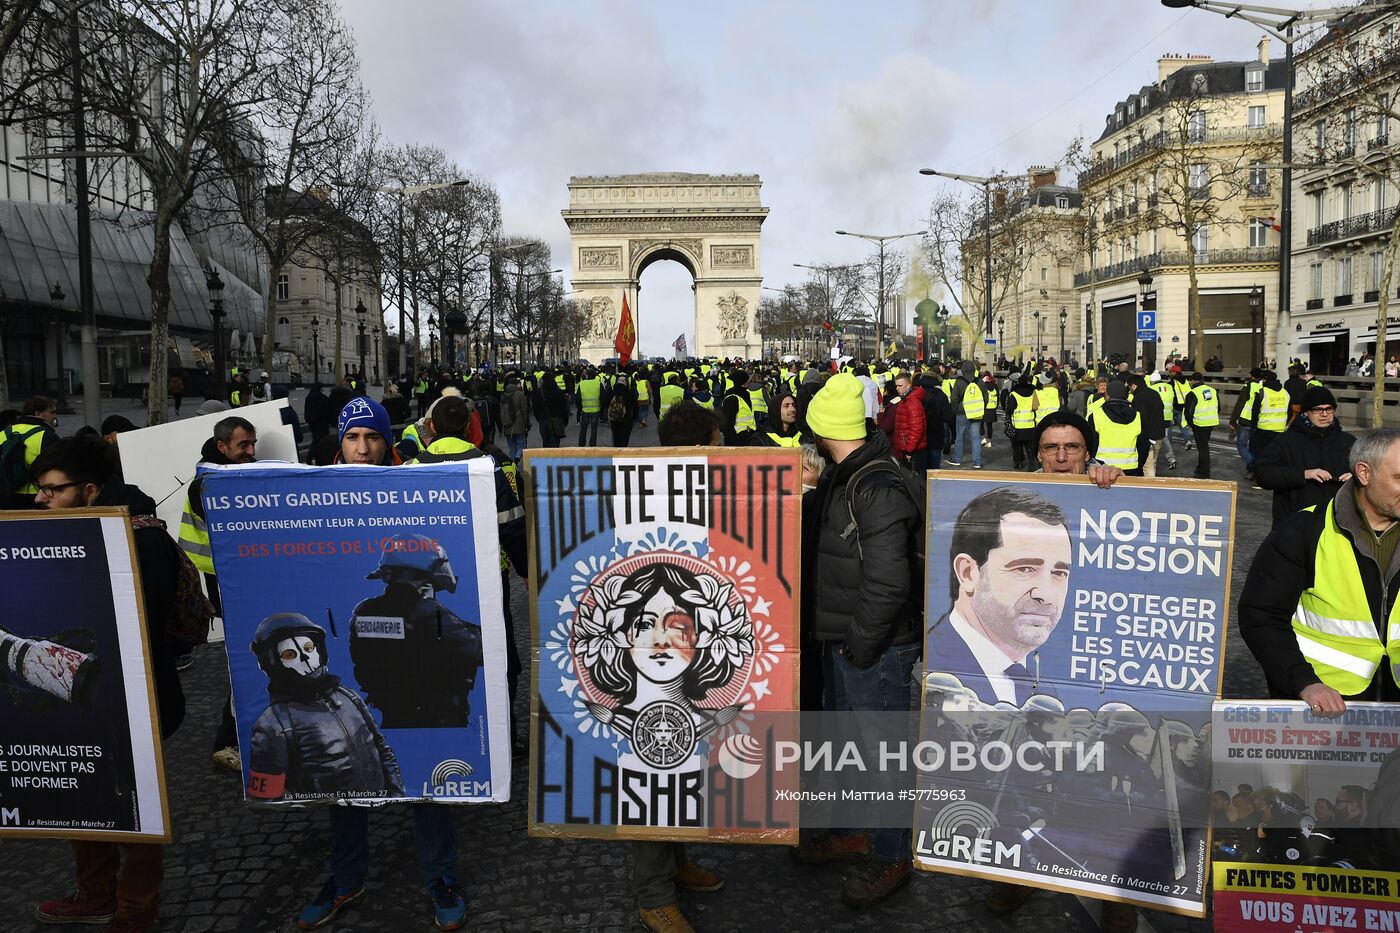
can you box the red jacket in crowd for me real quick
[892,385,927,458]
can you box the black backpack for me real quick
[841,457,927,581]
[0,424,45,508]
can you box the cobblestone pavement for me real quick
[0,412,1275,931]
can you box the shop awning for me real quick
[1203,327,1256,334]
[1296,335,1341,345]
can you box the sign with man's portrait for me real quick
[914,473,1235,918]
[526,448,801,843]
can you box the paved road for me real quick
[0,407,1278,931]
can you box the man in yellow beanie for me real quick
[792,372,923,908]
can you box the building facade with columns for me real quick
[1075,45,1285,372]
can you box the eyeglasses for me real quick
[1308,406,1336,415]
[1038,443,1085,457]
[35,481,80,499]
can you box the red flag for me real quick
[614,292,636,364]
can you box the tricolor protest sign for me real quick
[526,448,801,843]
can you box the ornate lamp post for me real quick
[48,282,73,413]
[310,316,320,383]
[355,299,367,383]
[372,325,380,384]
[1138,266,1155,370]
[1032,310,1043,358]
[428,313,438,371]
[1058,307,1068,363]
[1249,285,1264,367]
[996,313,1005,361]
[205,267,226,401]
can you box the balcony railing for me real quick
[1335,294,1354,307]
[1306,206,1400,246]
[1306,298,1324,310]
[1294,43,1400,113]
[1370,134,1390,150]
[1146,194,1159,209]
[1128,202,1140,216]
[1077,124,1284,188]
[1246,183,1270,198]
[1072,246,1278,287]
[1366,289,1381,303]
[1191,186,1211,200]
[1113,207,1126,222]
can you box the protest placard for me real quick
[913,473,1234,917]
[0,510,170,842]
[203,460,511,805]
[1211,700,1400,932]
[526,448,801,843]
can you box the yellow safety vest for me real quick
[636,379,650,402]
[1034,385,1060,423]
[0,422,51,495]
[1153,382,1174,420]
[748,388,768,414]
[1292,501,1400,694]
[694,395,715,410]
[400,422,425,455]
[1189,385,1219,426]
[766,432,801,448]
[179,480,215,575]
[659,383,685,418]
[940,378,955,400]
[578,377,602,414]
[1087,396,1105,421]
[1092,411,1142,470]
[230,389,242,407]
[1307,378,1324,388]
[961,382,985,419]
[985,388,998,412]
[1011,393,1035,430]
[1173,380,1189,406]
[733,395,756,433]
[1256,386,1289,433]
[499,460,519,571]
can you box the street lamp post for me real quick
[427,314,437,371]
[1032,310,1043,359]
[997,314,1005,363]
[1058,307,1068,363]
[355,299,367,384]
[1138,267,1155,370]
[206,268,227,402]
[372,326,380,383]
[1249,285,1264,367]
[834,229,923,355]
[48,283,72,413]
[1085,302,1095,367]
[310,316,320,382]
[920,168,996,347]
[936,307,950,359]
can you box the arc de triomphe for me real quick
[562,173,767,361]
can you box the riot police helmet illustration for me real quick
[251,613,330,683]
[367,534,457,593]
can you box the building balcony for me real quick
[1295,45,1400,113]
[1246,183,1270,198]
[1370,134,1390,150]
[1306,206,1400,246]
[1190,186,1210,200]
[1078,124,1283,188]
[1146,194,1159,209]
[1335,294,1354,307]
[1306,298,1324,310]
[1128,202,1140,216]
[1366,289,1381,303]
[1072,246,1278,287]
[1113,207,1126,222]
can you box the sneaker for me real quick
[295,876,365,929]
[101,916,157,933]
[426,877,466,931]
[638,903,694,933]
[211,747,241,772]
[1184,441,1195,450]
[945,459,961,467]
[790,832,871,865]
[982,438,992,448]
[174,653,195,671]
[673,862,724,892]
[984,880,1034,914]
[841,857,912,909]
[35,892,116,924]
[972,464,982,469]
[1168,460,1178,471]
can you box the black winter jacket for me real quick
[917,375,955,449]
[1238,480,1400,702]
[1252,416,1356,527]
[812,432,922,666]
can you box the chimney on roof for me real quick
[1158,53,1214,84]
[1258,36,1271,64]
[307,186,331,203]
[1028,166,1058,190]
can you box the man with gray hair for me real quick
[1240,427,1400,717]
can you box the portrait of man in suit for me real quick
[927,486,1071,706]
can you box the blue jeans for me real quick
[1175,410,1191,446]
[953,415,982,466]
[328,804,457,890]
[823,640,921,861]
[578,413,599,446]
[507,433,526,461]
[1236,424,1255,470]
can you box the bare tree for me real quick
[214,0,366,379]
[1298,7,1400,424]
[59,0,281,425]
[0,0,67,128]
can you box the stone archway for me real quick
[562,173,767,361]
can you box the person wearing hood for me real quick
[917,372,955,470]
[1247,370,1291,468]
[305,383,331,442]
[1124,371,1166,476]
[1001,373,1037,470]
[719,368,758,445]
[752,389,807,447]
[688,375,716,410]
[1087,381,1149,476]
[30,438,185,933]
[499,375,531,461]
[947,360,987,468]
[1253,386,1356,527]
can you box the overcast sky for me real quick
[339,0,1278,356]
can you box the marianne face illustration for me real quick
[573,556,755,768]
